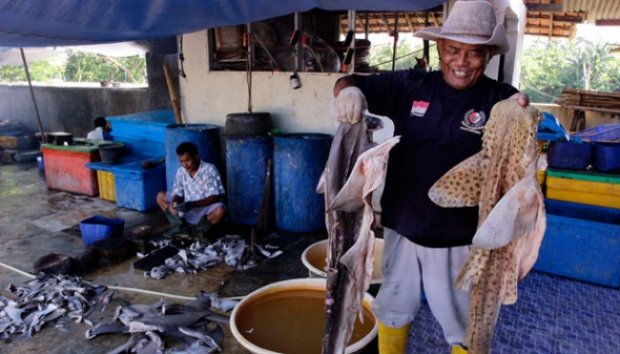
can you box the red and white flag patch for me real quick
[411,100,429,117]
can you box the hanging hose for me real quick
[245,24,253,113]
[0,260,244,302]
[178,35,187,79]
[0,260,35,279]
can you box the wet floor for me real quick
[0,162,324,353]
[4,162,618,354]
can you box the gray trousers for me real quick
[372,227,470,345]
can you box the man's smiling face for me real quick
[438,39,493,90]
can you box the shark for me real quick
[317,115,399,354]
[428,99,547,354]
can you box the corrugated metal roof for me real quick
[564,0,620,22]
[338,10,445,35]
[337,1,620,38]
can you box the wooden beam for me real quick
[356,16,364,36]
[404,13,415,33]
[596,19,620,26]
[526,3,563,12]
[528,13,583,23]
[548,12,553,39]
[380,13,391,33]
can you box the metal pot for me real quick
[37,131,74,145]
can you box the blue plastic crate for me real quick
[594,143,620,173]
[80,215,125,245]
[107,110,174,158]
[111,160,166,211]
[547,141,593,170]
[112,137,167,158]
[534,199,620,288]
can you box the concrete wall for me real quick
[180,30,343,135]
[0,84,150,137]
[179,28,617,139]
[1,38,176,139]
[146,53,178,111]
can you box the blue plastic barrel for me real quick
[274,133,332,232]
[226,137,273,225]
[165,124,221,191]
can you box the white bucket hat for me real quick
[414,0,509,54]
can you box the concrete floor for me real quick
[2,162,619,354]
[0,162,323,353]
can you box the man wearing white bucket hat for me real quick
[332,1,528,353]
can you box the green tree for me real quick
[0,65,26,81]
[0,61,63,82]
[0,51,146,84]
[369,40,438,71]
[64,52,146,83]
[520,38,620,103]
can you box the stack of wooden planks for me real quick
[555,88,620,114]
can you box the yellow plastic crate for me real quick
[0,136,17,149]
[97,170,116,202]
[546,175,620,209]
[537,170,546,186]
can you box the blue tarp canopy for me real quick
[0,0,446,47]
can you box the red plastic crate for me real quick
[42,145,100,196]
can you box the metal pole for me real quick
[391,12,399,71]
[347,10,356,74]
[294,13,302,72]
[19,48,46,142]
[423,12,430,66]
[246,23,252,112]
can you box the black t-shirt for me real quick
[353,70,518,248]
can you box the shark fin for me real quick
[428,153,481,208]
[329,137,400,212]
[472,175,544,249]
[316,170,326,194]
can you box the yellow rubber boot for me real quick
[378,322,410,354]
[451,344,468,354]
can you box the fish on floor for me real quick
[428,99,546,354]
[0,274,105,339]
[89,292,227,353]
[143,235,282,279]
[317,114,399,354]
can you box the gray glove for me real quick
[334,86,367,124]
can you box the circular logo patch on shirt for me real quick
[460,109,487,135]
[466,110,485,127]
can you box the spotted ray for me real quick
[428,99,546,354]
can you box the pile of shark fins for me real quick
[0,274,106,340]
